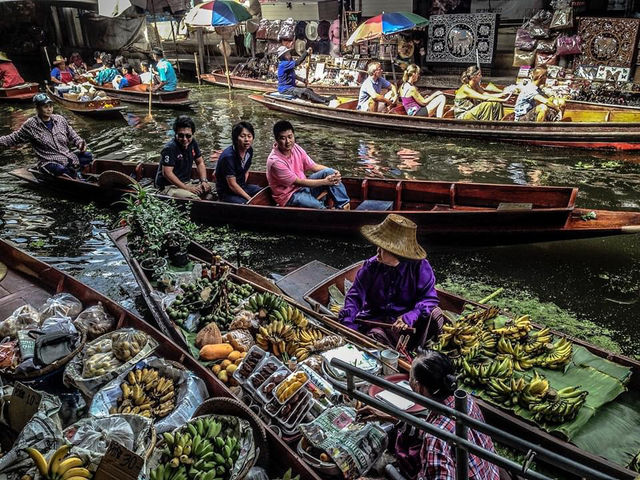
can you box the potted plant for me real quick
[140,256,168,281]
[164,231,189,267]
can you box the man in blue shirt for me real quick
[151,47,177,92]
[276,46,333,105]
[357,61,397,112]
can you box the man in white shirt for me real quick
[357,61,397,112]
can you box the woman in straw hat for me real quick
[0,51,26,88]
[339,214,444,349]
[50,55,74,85]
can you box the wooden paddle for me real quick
[305,52,312,87]
[354,318,416,333]
[145,81,153,121]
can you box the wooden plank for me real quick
[275,260,338,307]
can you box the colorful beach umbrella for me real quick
[346,11,429,45]
[184,0,252,27]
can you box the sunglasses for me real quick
[176,133,192,139]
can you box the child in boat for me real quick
[514,67,561,122]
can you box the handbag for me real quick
[513,48,535,67]
[536,38,556,53]
[515,28,537,51]
[32,330,77,367]
[556,35,581,55]
[550,7,573,30]
[535,52,558,67]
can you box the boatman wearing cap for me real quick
[0,51,26,88]
[0,93,91,177]
[151,47,177,92]
[276,46,334,105]
[338,214,443,349]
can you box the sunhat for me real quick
[360,214,426,260]
[305,21,319,41]
[53,55,67,65]
[276,45,292,59]
[294,39,307,56]
[0,51,10,62]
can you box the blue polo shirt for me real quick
[155,138,201,188]
[215,145,253,197]
[277,60,297,93]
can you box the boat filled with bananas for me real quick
[304,261,640,479]
[0,237,322,480]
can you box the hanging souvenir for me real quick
[513,48,535,67]
[515,28,537,51]
[556,35,581,56]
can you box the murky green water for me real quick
[1,83,639,354]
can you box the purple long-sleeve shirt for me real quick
[338,256,439,331]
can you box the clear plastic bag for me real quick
[111,330,148,362]
[74,303,115,340]
[0,304,40,339]
[39,293,83,322]
[229,310,258,331]
[0,339,19,369]
[86,338,113,357]
[224,329,255,352]
[83,352,122,379]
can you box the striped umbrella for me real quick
[346,11,429,45]
[185,0,252,27]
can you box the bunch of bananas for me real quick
[25,445,91,480]
[533,338,573,370]
[269,304,309,330]
[486,377,527,407]
[329,303,341,314]
[246,293,286,320]
[530,386,588,423]
[151,417,240,480]
[497,337,535,371]
[256,320,296,357]
[294,328,343,361]
[490,315,533,340]
[523,328,553,355]
[518,372,550,408]
[458,306,500,326]
[460,357,512,386]
[437,321,481,352]
[109,368,175,418]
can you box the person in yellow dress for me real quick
[454,65,508,121]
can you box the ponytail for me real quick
[411,350,458,401]
[403,64,420,83]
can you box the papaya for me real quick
[200,343,234,361]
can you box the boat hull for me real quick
[46,86,126,119]
[92,84,193,108]
[0,82,39,102]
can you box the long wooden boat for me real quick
[303,262,640,480]
[45,86,126,119]
[0,82,39,102]
[249,93,640,150]
[9,159,640,245]
[0,238,321,480]
[91,83,193,108]
[200,70,361,96]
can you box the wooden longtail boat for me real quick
[249,93,640,150]
[9,159,640,245]
[91,83,193,108]
[303,262,640,480]
[200,70,361,96]
[45,86,126,119]
[0,238,321,480]
[0,82,39,102]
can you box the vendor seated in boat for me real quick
[454,65,508,121]
[357,61,398,112]
[0,51,26,88]
[155,115,212,200]
[215,121,262,204]
[276,46,334,105]
[358,350,499,480]
[151,47,177,92]
[338,214,443,350]
[50,56,75,85]
[94,54,119,86]
[266,120,350,209]
[400,64,446,117]
[514,67,561,122]
[0,93,91,178]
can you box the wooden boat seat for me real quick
[247,186,277,206]
[442,107,454,118]
[337,99,358,110]
[355,200,394,211]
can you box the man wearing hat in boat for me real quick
[338,214,443,349]
[0,51,26,88]
[276,46,334,105]
[0,93,91,177]
[50,56,75,85]
[151,47,177,92]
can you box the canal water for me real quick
[1,83,639,355]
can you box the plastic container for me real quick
[280,390,312,430]
[256,366,290,404]
[233,345,268,384]
[274,370,309,405]
[264,398,283,417]
[247,356,283,391]
[298,364,340,402]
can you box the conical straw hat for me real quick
[360,214,426,260]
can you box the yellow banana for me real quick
[61,467,91,480]
[25,448,49,477]
[48,444,71,477]
[57,457,84,476]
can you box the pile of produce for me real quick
[109,367,176,418]
[25,444,92,480]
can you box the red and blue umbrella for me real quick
[185,0,252,27]
[346,11,429,45]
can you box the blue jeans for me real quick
[220,183,262,204]
[287,168,350,209]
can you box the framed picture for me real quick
[350,60,358,69]
[426,13,498,64]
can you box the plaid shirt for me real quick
[0,114,83,167]
[417,396,500,480]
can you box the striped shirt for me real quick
[0,114,84,167]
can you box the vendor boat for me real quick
[91,83,193,108]
[0,82,39,102]
[45,86,126,119]
[0,237,321,480]
[9,159,640,246]
[200,70,361,96]
[249,93,640,150]
[303,261,640,480]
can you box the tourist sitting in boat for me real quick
[358,350,499,480]
[123,64,141,87]
[68,52,88,77]
[94,54,119,86]
[0,51,26,88]
[139,61,155,85]
[266,119,350,209]
[151,47,177,92]
[514,67,560,122]
[400,64,446,117]
[276,46,334,105]
[155,115,212,200]
[454,65,508,121]
[338,214,443,349]
[50,56,75,85]
[357,61,398,112]
[0,93,91,178]
[215,121,262,204]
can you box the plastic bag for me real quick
[278,17,296,41]
[0,304,40,339]
[224,330,255,352]
[39,293,83,322]
[111,330,148,362]
[535,52,558,67]
[550,7,573,30]
[527,10,552,39]
[74,303,115,341]
[515,28,536,51]
[536,38,556,53]
[229,310,258,331]
[83,352,122,378]
[301,355,324,374]
[0,339,19,369]
[513,48,535,67]
[86,338,113,357]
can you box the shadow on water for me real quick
[0,83,639,354]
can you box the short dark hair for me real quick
[141,60,149,69]
[101,53,113,67]
[173,115,196,134]
[273,120,294,139]
[411,350,457,401]
[232,121,255,149]
[123,63,134,74]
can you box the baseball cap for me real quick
[33,93,53,106]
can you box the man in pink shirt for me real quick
[266,120,350,209]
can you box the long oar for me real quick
[305,52,311,87]
[145,81,153,121]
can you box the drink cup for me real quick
[381,349,399,375]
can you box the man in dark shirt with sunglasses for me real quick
[155,115,212,199]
